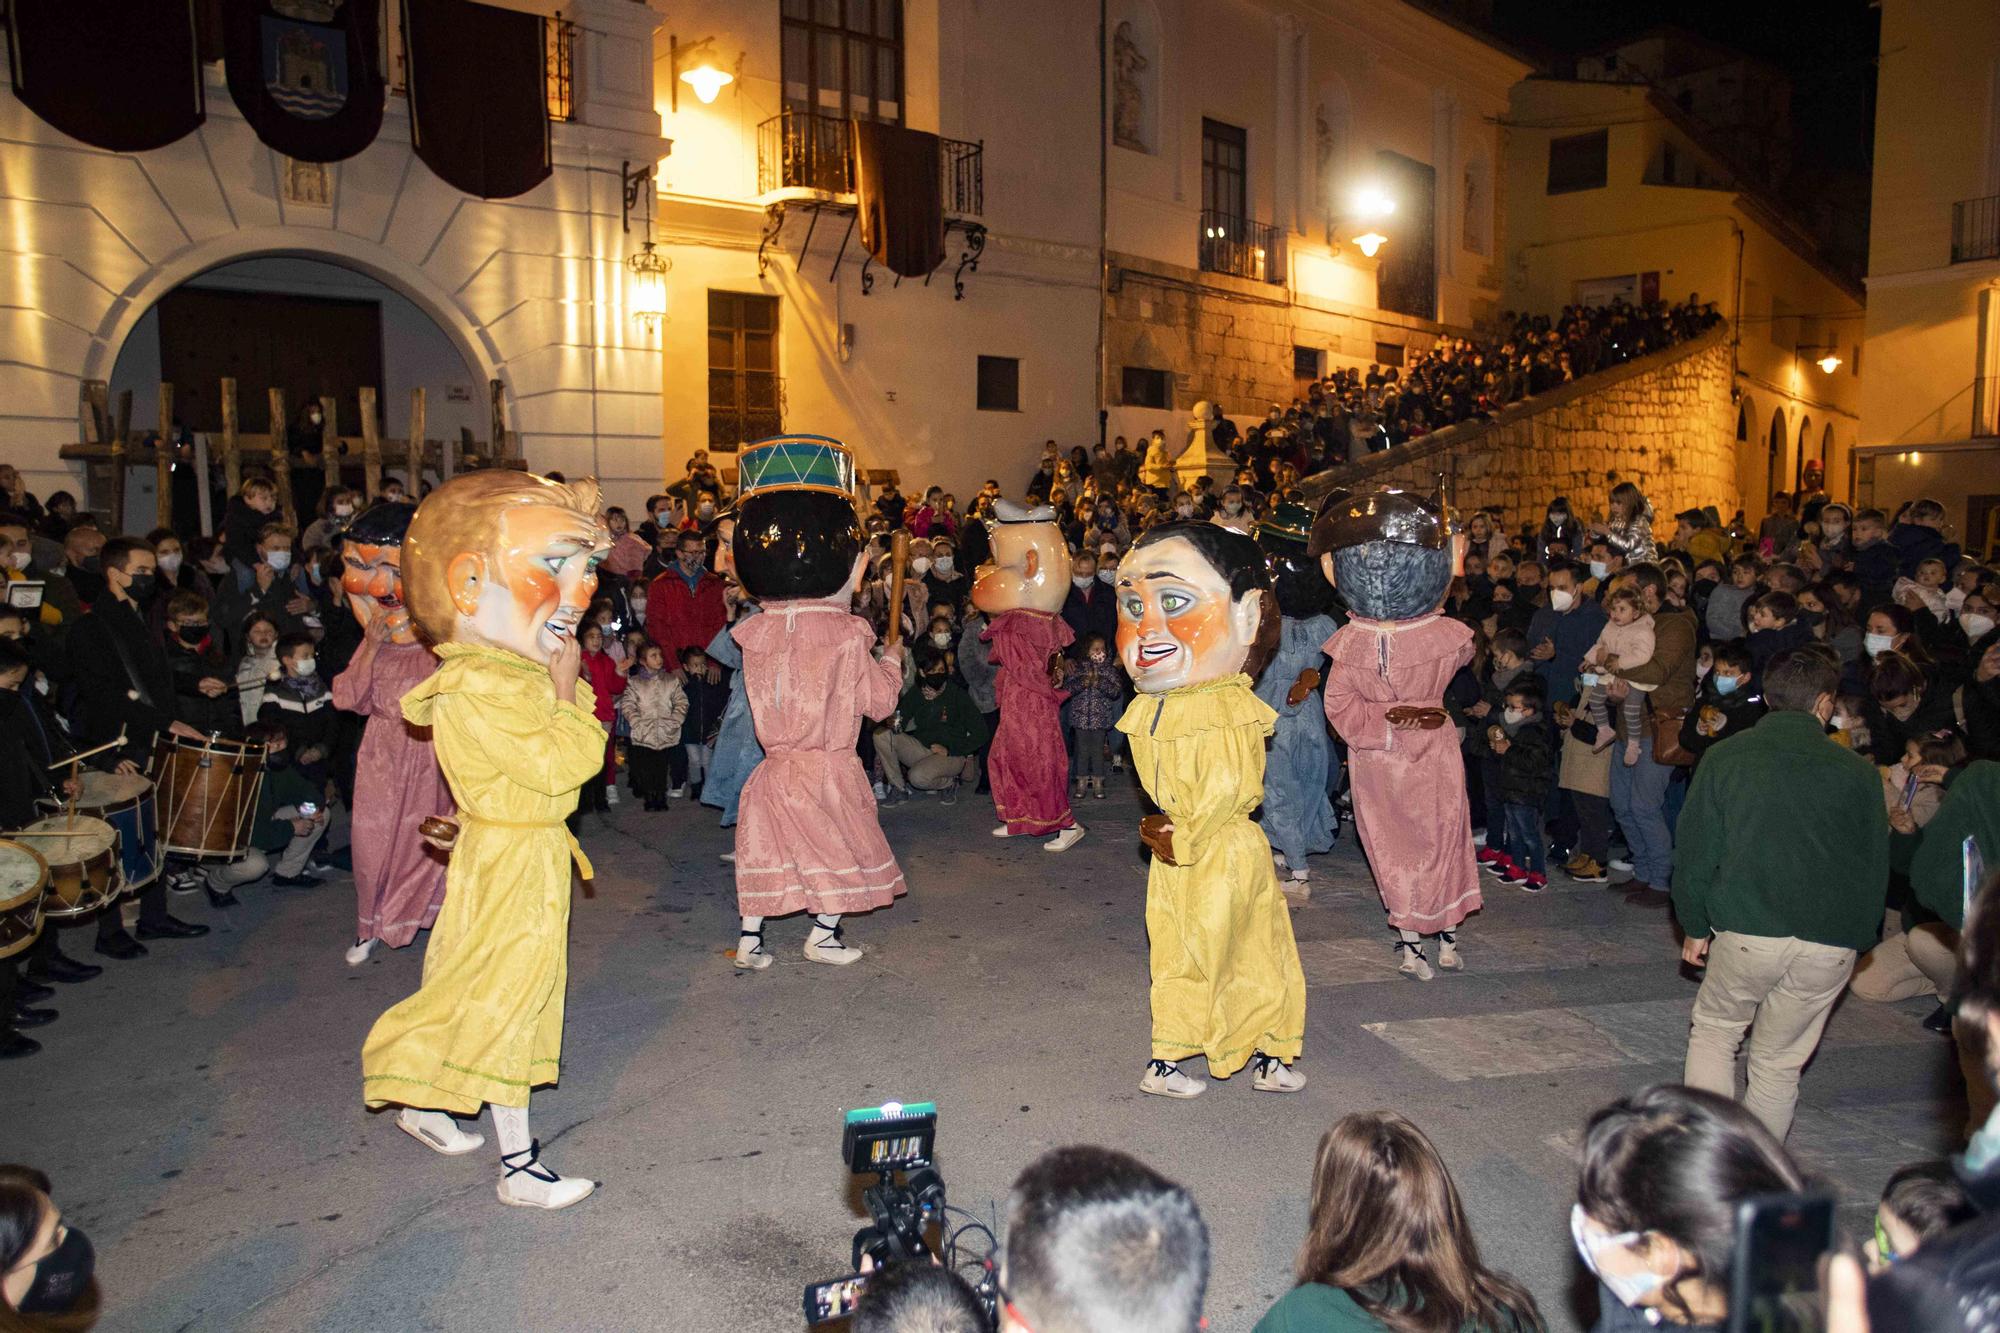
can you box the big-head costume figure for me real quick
[1313,487,1479,980]
[360,471,610,1211]
[972,500,1084,851]
[1252,500,1342,899]
[330,502,452,966]
[1113,521,1306,1100]
[698,509,763,828]
[727,435,905,970]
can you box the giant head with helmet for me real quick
[1259,498,1337,620]
[1307,485,1459,623]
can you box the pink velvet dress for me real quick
[732,602,908,917]
[331,640,453,947]
[1321,614,1482,933]
[983,609,1077,836]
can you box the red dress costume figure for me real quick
[973,501,1085,851]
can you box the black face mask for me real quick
[18,1224,94,1315]
[123,573,157,602]
[1799,608,1826,628]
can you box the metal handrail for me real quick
[1198,209,1286,285]
[756,110,984,217]
[1953,194,2000,265]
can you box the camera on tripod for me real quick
[803,1102,1000,1328]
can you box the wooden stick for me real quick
[359,387,381,500]
[884,530,910,648]
[219,378,242,496]
[155,382,175,531]
[47,730,127,769]
[407,387,425,493]
[320,394,340,495]
[268,387,296,524]
[109,389,131,529]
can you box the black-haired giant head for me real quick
[1116,520,1279,692]
[339,501,418,642]
[728,435,867,601]
[1258,500,1335,619]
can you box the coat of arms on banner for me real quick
[264,1,347,120]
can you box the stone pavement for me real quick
[5,774,1958,1332]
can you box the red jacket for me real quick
[581,649,626,722]
[645,567,729,661]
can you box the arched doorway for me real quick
[1794,415,1813,492]
[1765,407,1787,520]
[107,256,485,535]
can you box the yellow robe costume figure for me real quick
[1116,674,1306,1077]
[361,644,604,1114]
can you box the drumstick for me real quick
[885,531,911,649]
[64,758,77,831]
[47,729,128,770]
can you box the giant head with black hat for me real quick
[1259,498,1336,620]
[1307,484,1458,622]
[339,501,419,643]
[729,434,867,602]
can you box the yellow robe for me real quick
[361,643,603,1114]
[1117,674,1306,1077]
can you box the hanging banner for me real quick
[7,0,205,152]
[223,0,385,163]
[404,0,551,200]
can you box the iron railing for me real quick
[1953,194,2000,265]
[756,110,984,217]
[545,16,576,123]
[1198,209,1286,285]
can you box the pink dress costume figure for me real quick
[329,502,451,968]
[1314,489,1481,981]
[727,436,906,970]
[973,500,1085,852]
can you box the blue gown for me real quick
[1253,614,1340,867]
[701,605,763,827]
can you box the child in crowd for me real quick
[163,589,236,737]
[220,475,279,570]
[1851,507,1899,606]
[259,631,334,783]
[1948,560,1988,615]
[577,623,626,812]
[1060,632,1124,801]
[1578,584,1654,765]
[676,644,729,799]
[1485,676,1555,891]
[1704,553,1758,642]
[618,642,688,811]
[1830,690,1872,751]
[1894,557,1950,619]
[233,613,282,725]
[1869,1164,1977,1273]
[1881,731,1965,835]
[1744,590,1812,679]
[1468,628,1529,869]
[1682,641,1765,765]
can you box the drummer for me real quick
[63,536,212,954]
[0,639,82,1058]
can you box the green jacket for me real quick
[1255,1282,1519,1333]
[897,681,989,756]
[251,760,324,853]
[1912,761,2000,929]
[1671,710,1889,951]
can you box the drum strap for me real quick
[102,615,159,713]
[458,813,595,883]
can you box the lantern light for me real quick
[1353,231,1388,258]
[629,241,670,332]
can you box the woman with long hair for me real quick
[1256,1111,1542,1332]
[1574,1085,1808,1330]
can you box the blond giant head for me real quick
[403,471,612,660]
[971,500,1072,615]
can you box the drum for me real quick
[0,839,48,960]
[153,735,266,859]
[735,434,856,497]
[18,817,119,919]
[41,770,160,892]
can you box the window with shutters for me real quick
[780,0,904,125]
[708,292,782,454]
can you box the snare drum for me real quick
[0,839,49,960]
[18,817,119,919]
[41,770,160,892]
[153,735,266,859]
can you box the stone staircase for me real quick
[1300,325,1738,522]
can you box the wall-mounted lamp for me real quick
[670,34,735,111]
[1798,344,1842,374]
[1353,231,1388,258]
[623,159,671,331]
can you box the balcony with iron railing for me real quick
[1198,210,1286,286]
[755,109,984,217]
[1953,194,2000,265]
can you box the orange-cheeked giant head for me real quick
[1115,522,1276,693]
[338,502,419,644]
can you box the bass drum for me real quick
[48,768,160,892]
[153,735,266,860]
[18,817,118,920]
[0,839,48,961]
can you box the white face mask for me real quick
[1073,575,1095,590]
[1864,632,1895,657]
[1175,504,1193,518]
[1964,613,1996,642]
[908,556,931,577]
[930,631,952,648]
[933,556,954,575]
[265,550,293,572]
[158,552,183,574]
[1502,706,1529,726]
[290,655,317,676]
[1589,560,1609,580]
[1098,568,1116,585]
[1570,1206,1664,1311]
[1548,587,1575,612]
[5,551,30,572]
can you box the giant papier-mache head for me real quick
[971,500,1072,615]
[1307,487,1457,622]
[402,471,612,659]
[1257,499,1336,619]
[729,434,867,602]
[339,502,419,644]
[1115,521,1279,693]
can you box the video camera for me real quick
[803,1102,1000,1328]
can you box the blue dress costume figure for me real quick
[698,512,762,828]
[1251,502,1341,897]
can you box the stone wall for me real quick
[1301,326,1739,528]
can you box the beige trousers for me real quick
[1849,913,1959,1003]
[1683,931,1857,1140]
[874,731,975,792]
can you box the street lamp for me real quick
[1353,231,1388,258]
[670,35,736,111]
[628,241,670,332]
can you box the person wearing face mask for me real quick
[302,487,361,551]
[1060,550,1117,659]
[1679,642,1764,767]
[921,538,967,609]
[0,1166,96,1321]
[1526,561,1613,881]
[215,520,312,650]
[1574,1085,1808,1331]
[874,655,987,804]
[258,631,337,790]
[1860,651,1955,764]
[1674,649,1888,1139]
[66,537,214,952]
[1536,496,1584,564]
[645,530,729,665]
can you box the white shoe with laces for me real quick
[1436,934,1463,972]
[345,938,377,967]
[496,1142,595,1210]
[1250,1053,1306,1093]
[1044,825,1086,853]
[1397,941,1435,981]
[733,930,773,970]
[1139,1059,1206,1099]
[991,824,1015,838]
[398,1108,486,1156]
[803,924,864,965]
